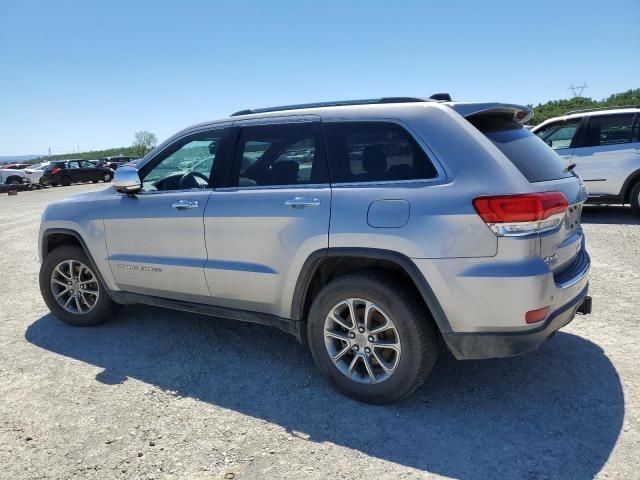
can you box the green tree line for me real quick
[36,146,141,162]
[528,88,640,125]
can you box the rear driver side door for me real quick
[203,117,331,317]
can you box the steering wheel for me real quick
[178,171,209,189]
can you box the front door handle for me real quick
[171,200,199,210]
[284,197,321,208]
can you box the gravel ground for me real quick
[0,183,638,480]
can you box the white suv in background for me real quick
[532,107,640,215]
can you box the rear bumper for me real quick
[444,286,591,359]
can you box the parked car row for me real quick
[2,155,139,188]
[96,155,138,170]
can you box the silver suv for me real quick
[39,97,592,403]
[532,106,640,215]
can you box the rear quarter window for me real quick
[471,116,573,183]
[324,121,438,183]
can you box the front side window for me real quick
[534,119,580,150]
[140,130,224,192]
[324,121,438,183]
[581,114,635,147]
[231,123,327,187]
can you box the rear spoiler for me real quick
[447,102,534,124]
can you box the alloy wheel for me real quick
[323,298,401,384]
[50,260,100,314]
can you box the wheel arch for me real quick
[291,248,452,336]
[41,228,114,300]
[5,175,23,184]
[621,168,640,203]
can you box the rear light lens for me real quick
[473,192,568,236]
[525,306,550,324]
[51,167,62,175]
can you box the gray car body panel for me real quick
[40,100,591,358]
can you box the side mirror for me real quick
[113,166,142,193]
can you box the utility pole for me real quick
[568,83,588,98]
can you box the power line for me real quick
[568,83,588,98]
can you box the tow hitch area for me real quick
[577,296,592,315]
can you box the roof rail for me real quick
[230,95,451,117]
[564,104,640,115]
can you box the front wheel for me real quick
[103,173,112,182]
[307,273,439,404]
[630,182,640,217]
[39,245,120,326]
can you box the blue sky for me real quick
[1,0,638,156]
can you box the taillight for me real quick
[473,192,568,236]
[51,167,62,175]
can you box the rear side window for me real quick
[324,122,438,183]
[231,123,328,187]
[471,116,573,183]
[581,114,635,147]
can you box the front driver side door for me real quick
[103,127,232,301]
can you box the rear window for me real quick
[471,116,573,183]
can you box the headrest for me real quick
[362,145,387,174]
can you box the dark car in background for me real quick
[41,160,114,186]
[96,156,138,170]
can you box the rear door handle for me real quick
[171,200,199,210]
[284,197,321,208]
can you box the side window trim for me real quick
[223,116,330,190]
[321,118,447,186]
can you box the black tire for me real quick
[92,180,99,183]
[49,182,59,187]
[630,182,640,217]
[7,177,22,185]
[39,245,121,327]
[61,176,72,186]
[103,173,112,182]
[307,272,439,404]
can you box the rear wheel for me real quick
[307,273,439,404]
[630,182,640,217]
[61,176,72,186]
[7,177,22,185]
[39,245,120,326]
[103,173,112,182]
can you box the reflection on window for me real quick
[142,133,222,191]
